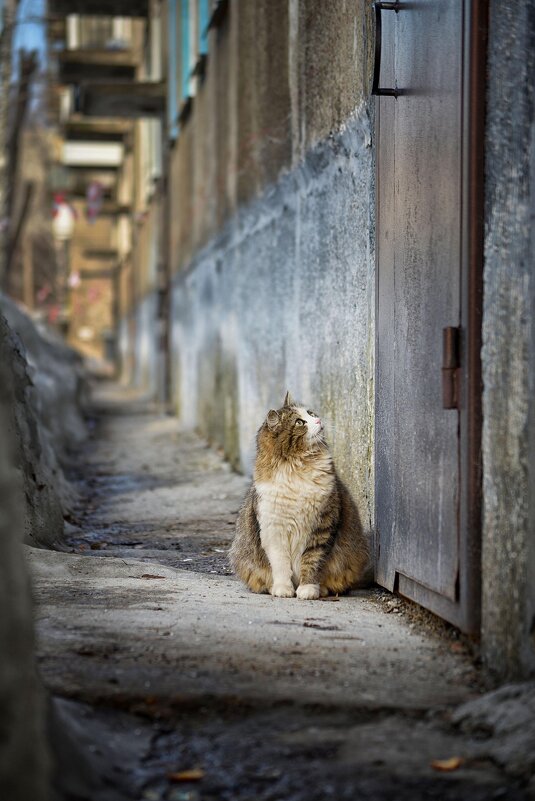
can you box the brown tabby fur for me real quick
[229,393,370,597]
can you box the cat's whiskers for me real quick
[321,424,338,435]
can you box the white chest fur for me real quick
[255,454,334,579]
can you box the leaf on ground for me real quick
[140,574,166,579]
[167,769,205,782]
[431,756,465,772]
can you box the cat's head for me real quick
[258,391,325,458]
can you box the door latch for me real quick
[372,2,401,97]
[442,327,460,409]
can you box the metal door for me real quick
[375,1,485,632]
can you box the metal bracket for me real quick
[372,1,401,97]
[442,326,460,409]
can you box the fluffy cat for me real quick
[229,392,369,600]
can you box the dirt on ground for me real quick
[28,384,534,801]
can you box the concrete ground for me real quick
[28,384,533,800]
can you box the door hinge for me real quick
[442,326,460,409]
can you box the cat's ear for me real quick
[283,390,294,407]
[266,409,280,429]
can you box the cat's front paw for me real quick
[271,582,296,598]
[296,583,320,600]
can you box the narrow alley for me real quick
[27,384,531,801]
[1,3,535,799]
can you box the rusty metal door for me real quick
[375,1,485,632]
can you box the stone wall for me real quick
[0,315,53,800]
[0,295,88,543]
[0,307,65,548]
[133,291,159,394]
[0,297,93,797]
[481,0,535,679]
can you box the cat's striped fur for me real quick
[229,392,369,599]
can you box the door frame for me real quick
[374,0,488,634]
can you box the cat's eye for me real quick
[295,419,305,426]
[307,410,315,416]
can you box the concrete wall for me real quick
[167,1,375,524]
[133,291,159,393]
[0,295,90,544]
[168,1,375,525]
[169,0,374,271]
[132,191,161,394]
[0,293,117,797]
[481,0,535,679]
[0,328,52,801]
[118,312,135,385]
[171,106,375,527]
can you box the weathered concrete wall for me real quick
[0,306,68,548]
[132,192,161,395]
[481,0,535,679]
[168,0,375,526]
[133,291,159,394]
[170,108,375,527]
[0,318,52,801]
[118,313,135,386]
[1,297,88,455]
[168,0,374,273]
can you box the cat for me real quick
[229,392,369,600]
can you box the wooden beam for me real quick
[60,62,136,84]
[49,0,148,17]
[59,49,139,68]
[79,267,118,280]
[58,49,138,84]
[64,117,133,143]
[64,128,130,143]
[98,201,131,217]
[77,82,165,118]
[82,248,119,260]
[68,184,115,198]
[63,163,119,174]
